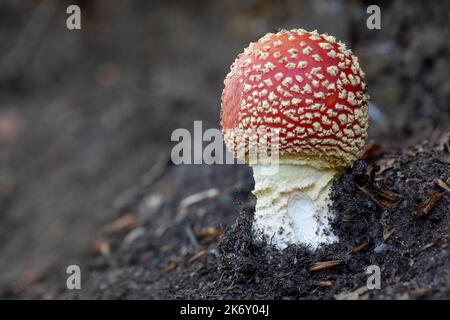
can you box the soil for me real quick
[60,144,450,300]
[215,147,450,300]
[0,0,448,299]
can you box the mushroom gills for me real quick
[252,164,339,250]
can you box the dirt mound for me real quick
[67,143,448,300]
[214,147,449,299]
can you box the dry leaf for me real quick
[347,242,369,256]
[89,240,110,255]
[317,281,333,288]
[376,158,396,173]
[417,192,445,216]
[436,179,450,193]
[104,214,138,233]
[189,250,207,263]
[383,228,394,240]
[161,259,177,274]
[194,226,222,240]
[310,260,342,271]
[335,286,369,300]
[361,143,382,160]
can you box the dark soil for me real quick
[215,147,450,300]
[0,0,448,300]
[62,143,448,300]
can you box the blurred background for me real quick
[0,0,448,298]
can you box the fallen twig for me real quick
[357,185,401,210]
[179,188,220,210]
[185,225,200,249]
[176,188,220,222]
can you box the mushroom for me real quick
[221,29,369,250]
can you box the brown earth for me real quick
[0,0,448,299]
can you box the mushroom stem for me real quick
[252,164,339,250]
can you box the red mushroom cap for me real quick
[221,29,369,168]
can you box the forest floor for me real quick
[0,0,448,299]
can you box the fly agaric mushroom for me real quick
[221,29,369,250]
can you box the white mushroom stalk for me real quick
[252,163,339,250]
